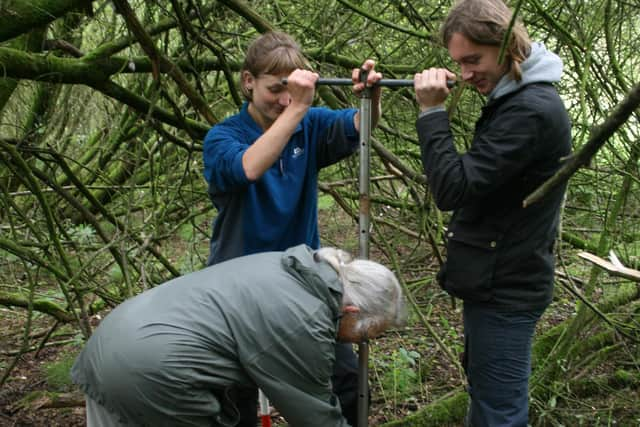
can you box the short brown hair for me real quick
[441,0,530,81]
[241,32,309,100]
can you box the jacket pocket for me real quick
[438,227,501,302]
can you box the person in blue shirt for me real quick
[202,31,382,426]
[203,31,381,265]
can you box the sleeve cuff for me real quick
[418,105,446,119]
[345,108,358,138]
[232,150,250,183]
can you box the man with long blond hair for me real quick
[412,0,572,425]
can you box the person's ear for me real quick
[342,305,360,314]
[242,71,254,91]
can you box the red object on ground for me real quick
[258,389,271,427]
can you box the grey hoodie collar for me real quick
[281,244,343,320]
[488,42,563,102]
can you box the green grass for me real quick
[44,351,79,392]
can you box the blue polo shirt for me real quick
[203,102,358,265]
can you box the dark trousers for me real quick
[232,342,361,426]
[333,342,360,426]
[462,303,545,427]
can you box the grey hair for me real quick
[315,247,408,337]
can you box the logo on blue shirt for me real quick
[292,147,304,158]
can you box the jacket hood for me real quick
[281,244,344,320]
[488,42,563,101]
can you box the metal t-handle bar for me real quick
[356,71,372,427]
[281,77,456,88]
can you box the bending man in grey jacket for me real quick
[71,244,407,427]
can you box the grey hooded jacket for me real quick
[71,244,350,427]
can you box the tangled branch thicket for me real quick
[1,0,639,424]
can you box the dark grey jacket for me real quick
[416,43,572,310]
[71,245,349,427]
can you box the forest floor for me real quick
[0,207,638,426]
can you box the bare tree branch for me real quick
[111,0,217,124]
[0,0,94,43]
[523,81,640,207]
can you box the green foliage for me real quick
[67,223,96,244]
[438,316,463,355]
[108,263,123,284]
[379,347,422,402]
[382,391,469,426]
[176,252,206,275]
[318,193,335,210]
[0,249,19,264]
[44,351,78,392]
[177,222,196,241]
